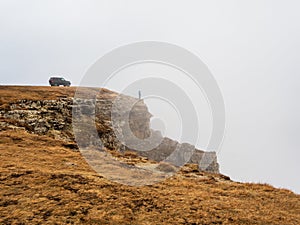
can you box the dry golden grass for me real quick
[1,128,299,224]
[0,85,115,105]
[0,86,300,224]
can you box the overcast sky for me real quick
[0,0,299,193]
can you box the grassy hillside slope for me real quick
[0,86,299,224]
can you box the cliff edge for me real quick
[0,86,299,225]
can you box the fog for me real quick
[0,0,299,193]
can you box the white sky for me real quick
[0,0,299,193]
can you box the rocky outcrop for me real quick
[0,99,73,141]
[0,89,219,173]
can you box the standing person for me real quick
[138,90,141,99]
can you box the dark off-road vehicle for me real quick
[49,77,71,87]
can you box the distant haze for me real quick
[0,0,299,193]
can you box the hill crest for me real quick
[0,86,299,224]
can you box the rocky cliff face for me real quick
[1,87,300,225]
[0,88,219,173]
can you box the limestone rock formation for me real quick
[0,88,219,173]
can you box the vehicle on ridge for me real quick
[49,77,71,87]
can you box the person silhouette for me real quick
[138,90,141,99]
